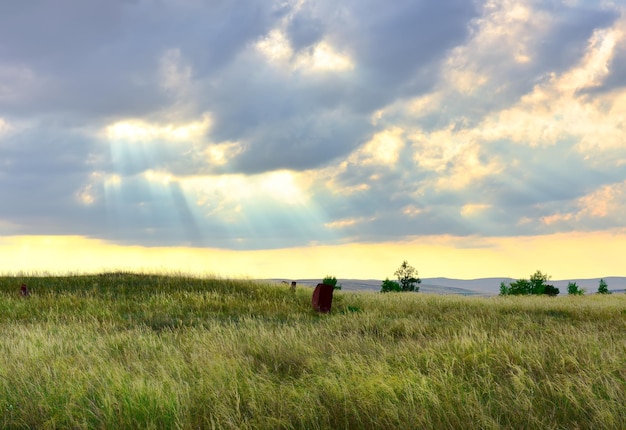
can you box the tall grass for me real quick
[0,273,624,429]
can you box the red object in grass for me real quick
[20,284,30,297]
[311,283,334,313]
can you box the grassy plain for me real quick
[0,273,625,429]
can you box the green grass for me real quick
[0,273,625,429]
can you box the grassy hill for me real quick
[1,273,625,429]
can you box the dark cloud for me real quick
[287,12,325,50]
[322,0,479,109]
[195,63,374,172]
[345,0,477,82]
[0,0,281,120]
[225,110,372,173]
[0,125,105,235]
[0,1,125,65]
[536,5,618,73]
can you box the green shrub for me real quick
[543,284,559,296]
[597,279,611,294]
[380,278,401,293]
[322,276,341,290]
[567,282,585,295]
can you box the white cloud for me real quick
[0,117,12,135]
[536,179,626,227]
[294,41,354,72]
[159,48,193,96]
[577,180,626,218]
[103,114,212,144]
[557,24,623,93]
[409,127,504,190]
[443,0,551,95]
[256,29,294,63]
[206,141,244,166]
[75,184,96,205]
[143,169,174,186]
[326,180,370,196]
[181,169,311,219]
[402,205,424,217]
[461,204,492,217]
[456,12,626,158]
[256,27,354,73]
[324,216,372,229]
[355,128,405,166]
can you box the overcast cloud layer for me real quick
[1,0,626,250]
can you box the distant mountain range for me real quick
[273,277,626,296]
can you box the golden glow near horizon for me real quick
[2,231,625,280]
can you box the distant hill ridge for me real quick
[272,277,626,296]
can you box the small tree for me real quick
[322,276,341,290]
[567,282,585,295]
[499,281,510,295]
[597,279,611,294]
[529,270,550,295]
[394,260,421,292]
[380,278,401,293]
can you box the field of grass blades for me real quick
[0,273,625,429]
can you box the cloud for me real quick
[0,0,282,120]
[286,9,325,51]
[535,179,626,230]
[1,0,626,253]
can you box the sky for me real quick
[1,0,626,280]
